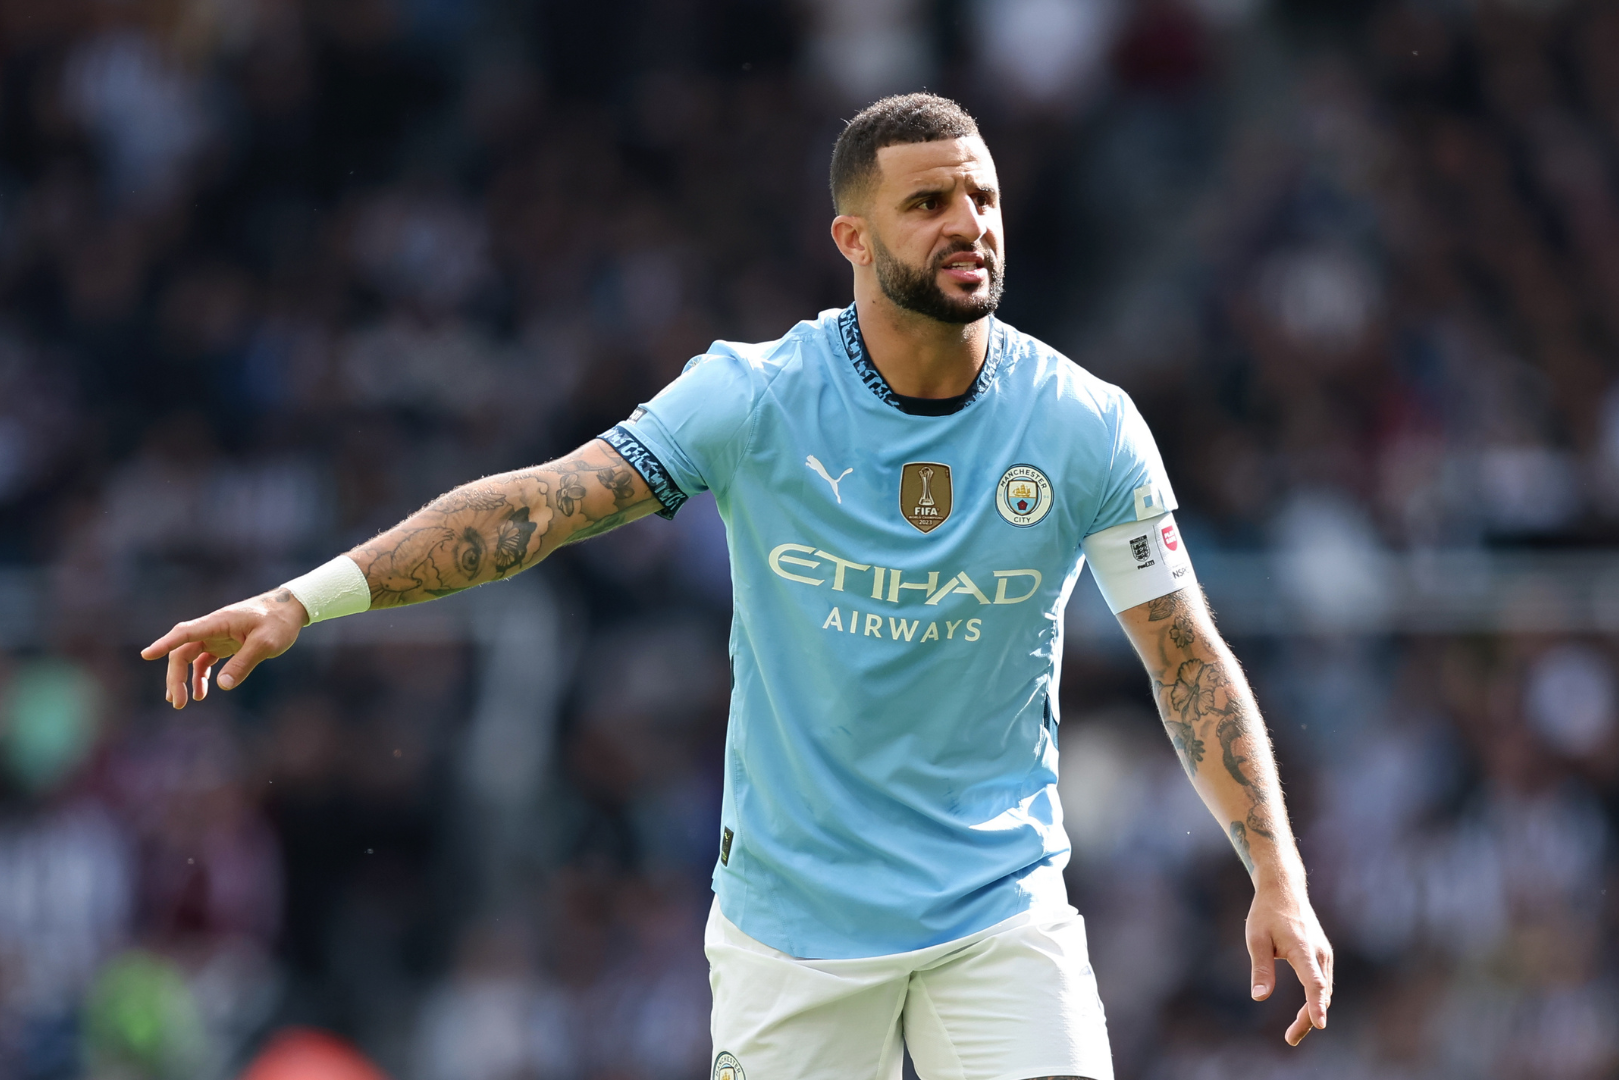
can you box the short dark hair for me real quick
[829,93,981,213]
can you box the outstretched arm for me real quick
[1116,587,1333,1047]
[350,438,656,606]
[141,439,662,706]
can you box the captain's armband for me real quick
[1081,513,1196,614]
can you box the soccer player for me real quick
[144,94,1332,1080]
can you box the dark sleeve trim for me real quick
[599,424,690,519]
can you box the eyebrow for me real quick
[901,180,999,204]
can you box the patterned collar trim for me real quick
[836,304,1002,414]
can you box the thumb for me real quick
[215,630,278,690]
[1248,920,1276,1001]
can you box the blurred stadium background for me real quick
[0,0,1616,1076]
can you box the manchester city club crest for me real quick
[996,464,1053,527]
[713,1052,745,1080]
[900,462,953,533]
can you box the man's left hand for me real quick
[1245,880,1333,1046]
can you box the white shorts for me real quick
[705,901,1113,1080]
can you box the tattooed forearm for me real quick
[457,526,486,577]
[429,486,514,514]
[1123,587,1295,882]
[1150,656,1227,777]
[348,440,662,607]
[1216,705,1252,789]
[1164,718,1205,778]
[1229,821,1256,875]
[493,508,537,571]
[1246,802,1277,841]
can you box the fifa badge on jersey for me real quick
[996,464,1053,527]
[713,1052,745,1080]
[900,462,953,533]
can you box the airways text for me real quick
[819,607,983,642]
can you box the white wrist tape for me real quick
[1081,513,1196,613]
[282,555,371,625]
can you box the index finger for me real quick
[1286,1005,1313,1046]
[141,614,228,660]
[1291,946,1329,1029]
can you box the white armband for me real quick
[1081,513,1196,614]
[282,555,372,625]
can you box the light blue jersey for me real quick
[601,305,1179,959]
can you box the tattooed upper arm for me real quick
[1145,589,1196,648]
[349,439,664,607]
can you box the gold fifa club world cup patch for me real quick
[900,462,952,533]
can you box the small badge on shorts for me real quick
[713,1051,745,1080]
[996,464,1053,527]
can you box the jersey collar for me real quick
[837,303,1003,414]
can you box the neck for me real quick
[852,278,990,399]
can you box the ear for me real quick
[830,215,873,268]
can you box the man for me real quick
[145,94,1331,1080]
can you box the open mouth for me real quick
[939,250,988,286]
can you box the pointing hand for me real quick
[140,588,307,708]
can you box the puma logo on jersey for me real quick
[806,456,853,503]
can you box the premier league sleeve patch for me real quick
[996,464,1053,527]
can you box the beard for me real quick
[872,236,1005,324]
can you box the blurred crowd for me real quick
[0,0,1615,1077]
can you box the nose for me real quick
[941,191,987,243]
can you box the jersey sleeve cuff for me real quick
[600,424,689,519]
[1081,513,1196,614]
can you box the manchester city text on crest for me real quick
[996,464,1054,527]
[713,1052,745,1080]
[900,462,953,533]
